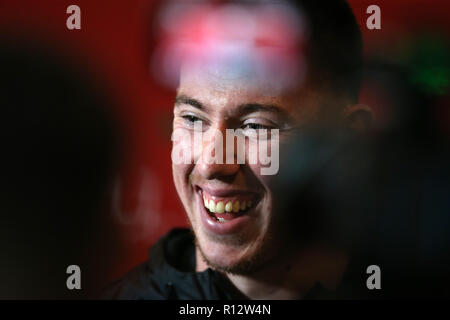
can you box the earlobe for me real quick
[342,104,374,133]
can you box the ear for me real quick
[342,104,374,134]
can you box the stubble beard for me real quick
[183,190,284,276]
[191,224,279,276]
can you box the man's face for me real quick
[171,62,323,273]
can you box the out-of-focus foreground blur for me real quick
[0,0,449,298]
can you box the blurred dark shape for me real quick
[274,125,378,299]
[0,38,121,299]
[273,57,450,298]
[365,59,450,299]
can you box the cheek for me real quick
[172,163,197,221]
[245,138,277,185]
[172,163,193,191]
[171,127,195,164]
[171,127,196,181]
[171,129,196,217]
[246,162,274,212]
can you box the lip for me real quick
[199,185,259,199]
[195,186,257,235]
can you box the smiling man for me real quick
[105,0,371,300]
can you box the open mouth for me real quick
[197,187,258,223]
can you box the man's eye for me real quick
[182,115,202,124]
[241,123,273,130]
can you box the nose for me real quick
[198,160,240,180]
[197,125,241,180]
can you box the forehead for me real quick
[178,65,291,106]
[179,58,302,94]
[177,63,321,124]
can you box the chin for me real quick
[193,223,270,275]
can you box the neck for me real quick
[196,244,348,300]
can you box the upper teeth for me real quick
[203,195,253,213]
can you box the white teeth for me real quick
[203,193,254,214]
[232,200,240,213]
[209,199,216,213]
[225,201,233,213]
[216,201,225,214]
[217,217,226,223]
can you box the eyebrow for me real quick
[174,94,287,117]
[236,103,287,117]
[174,95,205,110]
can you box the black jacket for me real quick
[103,228,246,299]
[103,228,371,300]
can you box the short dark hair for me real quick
[291,0,363,103]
